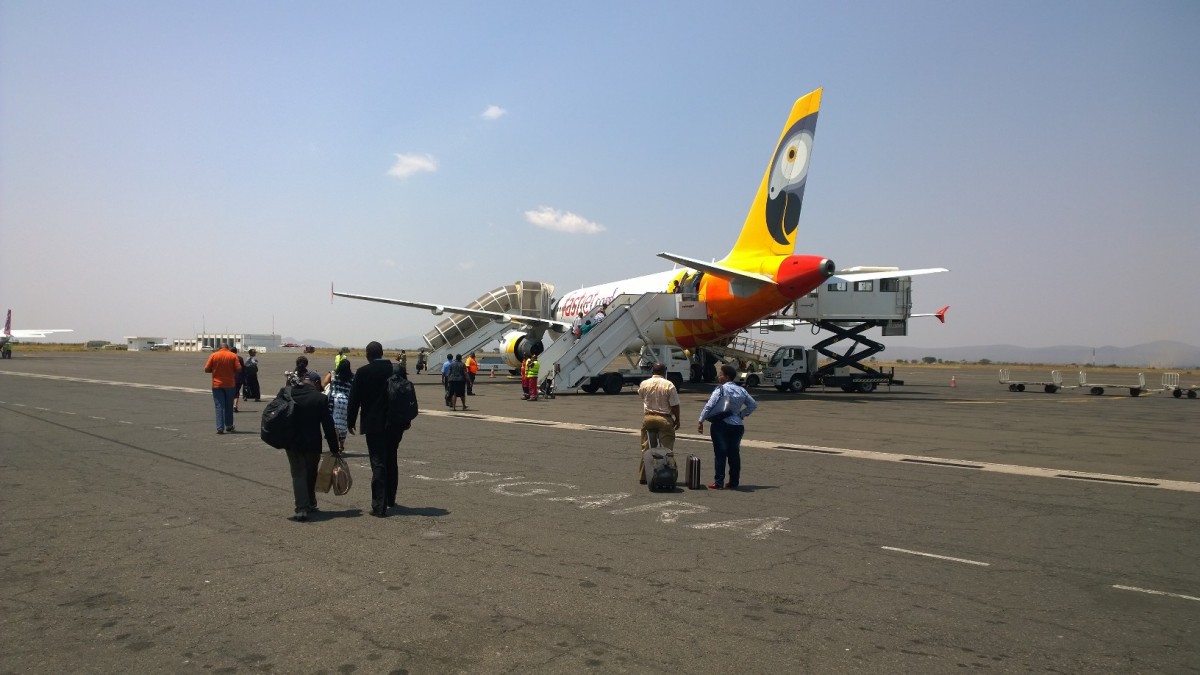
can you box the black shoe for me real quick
[290,510,309,522]
[226,426,236,433]
[370,509,387,518]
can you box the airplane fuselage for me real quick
[551,253,833,349]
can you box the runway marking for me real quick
[880,546,990,566]
[5,370,1199,493]
[1112,585,1200,602]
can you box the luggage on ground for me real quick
[685,454,702,490]
[643,445,678,492]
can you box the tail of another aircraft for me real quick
[722,88,822,265]
[3,310,10,337]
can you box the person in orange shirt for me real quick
[204,342,242,434]
[465,352,479,395]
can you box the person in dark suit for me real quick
[347,341,406,517]
[284,376,341,522]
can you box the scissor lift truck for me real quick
[999,369,1071,393]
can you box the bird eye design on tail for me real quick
[764,113,817,247]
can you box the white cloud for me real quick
[387,153,437,179]
[481,105,506,120]
[524,206,607,235]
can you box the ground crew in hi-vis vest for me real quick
[524,355,540,401]
[521,357,532,400]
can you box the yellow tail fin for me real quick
[722,88,822,265]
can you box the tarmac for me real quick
[1,351,1197,673]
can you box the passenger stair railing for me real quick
[541,293,705,390]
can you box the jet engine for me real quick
[501,330,544,369]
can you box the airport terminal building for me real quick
[173,333,281,352]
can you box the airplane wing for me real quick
[332,290,571,331]
[656,252,776,291]
[7,329,73,338]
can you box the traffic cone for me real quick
[950,375,957,388]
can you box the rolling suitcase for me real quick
[685,454,702,490]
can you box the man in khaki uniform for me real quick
[637,363,680,483]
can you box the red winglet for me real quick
[935,305,949,324]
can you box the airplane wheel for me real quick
[788,375,807,393]
[1091,387,1104,396]
[1016,384,1026,392]
[1173,389,1182,398]
[581,380,600,394]
[746,375,760,388]
[1045,385,1058,394]
[857,382,877,393]
[602,373,624,395]
[1129,388,1141,397]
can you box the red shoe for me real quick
[707,483,723,490]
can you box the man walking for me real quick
[204,342,242,434]
[282,377,341,522]
[465,352,478,395]
[348,341,407,517]
[637,362,680,483]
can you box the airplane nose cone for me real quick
[776,255,835,300]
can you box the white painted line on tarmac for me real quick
[880,546,990,566]
[1112,585,1200,602]
[5,370,1200,493]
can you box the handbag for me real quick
[703,386,735,423]
[315,454,336,493]
[331,455,353,496]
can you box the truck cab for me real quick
[762,346,820,392]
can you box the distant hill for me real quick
[880,340,1200,368]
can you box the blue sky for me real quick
[2,1,1197,349]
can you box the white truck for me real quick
[760,345,899,393]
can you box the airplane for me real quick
[281,342,316,353]
[332,88,936,373]
[1,310,73,356]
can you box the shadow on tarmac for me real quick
[392,506,450,517]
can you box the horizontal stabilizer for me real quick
[832,267,949,283]
[656,252,777,291]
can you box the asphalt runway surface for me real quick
[1,352,1197,673]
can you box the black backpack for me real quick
[260,387,297,449]
[385,368,419,430]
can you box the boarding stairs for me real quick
[426,320,521,372]
[539,293,707,390]
[422,280,554,366]
[702,335,780,368]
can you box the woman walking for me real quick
[323,358,354,453]
[697,364,757,490]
